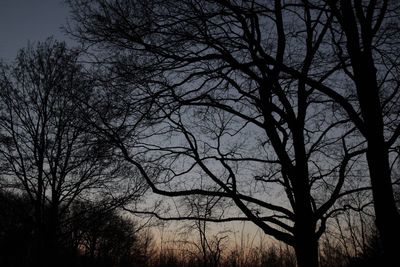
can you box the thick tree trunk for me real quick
[291,169,319,267]
[337,3,400,259]
[293,220,319,267]
[33,196,45,267]
[352,60,400,265]
[353,54,400,265]
[289,128,319,267]
[45,201,60,267]
[366,141,400,266]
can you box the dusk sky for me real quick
[0,0,71,62]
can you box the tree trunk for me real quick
[45,202,59,267]
[34,195,45,267]
[366,142,400,266]
[293,221,319,267]
[337,3,400,259]
[291,136,319,267]
[354,54,400,266]
[291,175,319,267]
[351,62,400,266]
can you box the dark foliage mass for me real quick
[0,191,148,267]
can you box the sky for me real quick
[0,0,72,62]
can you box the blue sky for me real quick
[0,0,72,62]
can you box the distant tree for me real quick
[66,1,371,267]
[0,191,149,267]
[179,195,228,267]
[69,202,149,267]
[0,39,143,267]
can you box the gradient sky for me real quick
[0,0,72,62]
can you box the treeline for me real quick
[0,189,383,267]
[155,238,380,267]
[0,191,152,267]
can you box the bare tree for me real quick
[320,2,400,264]
[65,1,375,267]
[67,0,400,265]
[181,195,228,267]
[0,39,141,267]
[70,202,150,267]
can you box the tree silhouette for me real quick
[66,1,375,267]
[0,190,150,267]
[68,201,150,267]
[322,2,400,264]
[0,38,144,267]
